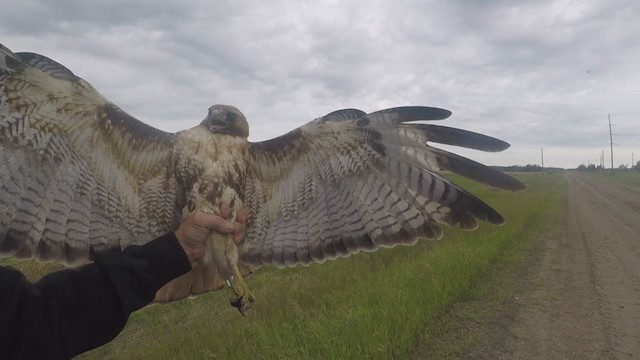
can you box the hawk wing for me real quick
[0,44,180,264]
[240,107,524,268]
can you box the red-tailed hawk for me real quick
[0,43,524,315]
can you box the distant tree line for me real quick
[576,161,640,171]
[492,164,564,173]
[576,164,599,171]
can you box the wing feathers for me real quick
[0,151,29,255]
[404,124,511,152]
[376,147,506,225]
[242,106,522,268]
[15,52,79,82]
[3,44,520,276]
[430,147,525,192]
[320,108,366,122]
[366,106,453,124]
[380,131,524,191]
[1,43,179,264]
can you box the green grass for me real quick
[581,170,640,189]
[0,256,65,281]
[3,173,567,359]
[412,173,568,358]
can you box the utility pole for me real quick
[609,114,614,170]
[541,148,544,168]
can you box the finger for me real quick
[233,232,244,245]
[194,212,233,233]
[219,202,231,219]
[235,208,248,224]
[231,222,244,235]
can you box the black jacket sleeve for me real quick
[0,232,192,360]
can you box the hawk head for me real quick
[201,104,249,138]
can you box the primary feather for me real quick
[0,43,524,303]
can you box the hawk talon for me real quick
[229,292,255,316]
[230,294,243,309]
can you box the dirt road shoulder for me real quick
[419,172,640,360]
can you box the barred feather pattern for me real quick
[1,42,524,285]
[239,107,524,268]
[0,44,180,264]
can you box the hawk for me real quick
[0,43,524,315]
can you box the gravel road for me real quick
[495,172,640,359]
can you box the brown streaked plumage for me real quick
[0,43,524,315]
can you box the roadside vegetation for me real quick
[581,170,640,189]
[413,173,567,358]
[1,173,567,359]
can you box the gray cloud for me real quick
[1,0,638,168]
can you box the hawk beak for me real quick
[207,116,229,133]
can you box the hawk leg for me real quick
[193,187,255,315]
[223,237,255,316]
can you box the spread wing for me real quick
[0,44,180,264]
[240,107,524,268]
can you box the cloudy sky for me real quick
[2,0,639,169]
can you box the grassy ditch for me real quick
[72,173,565,359]
[411,172,567,358]
[582,170,640,189]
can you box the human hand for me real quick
[175,203,247,262]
